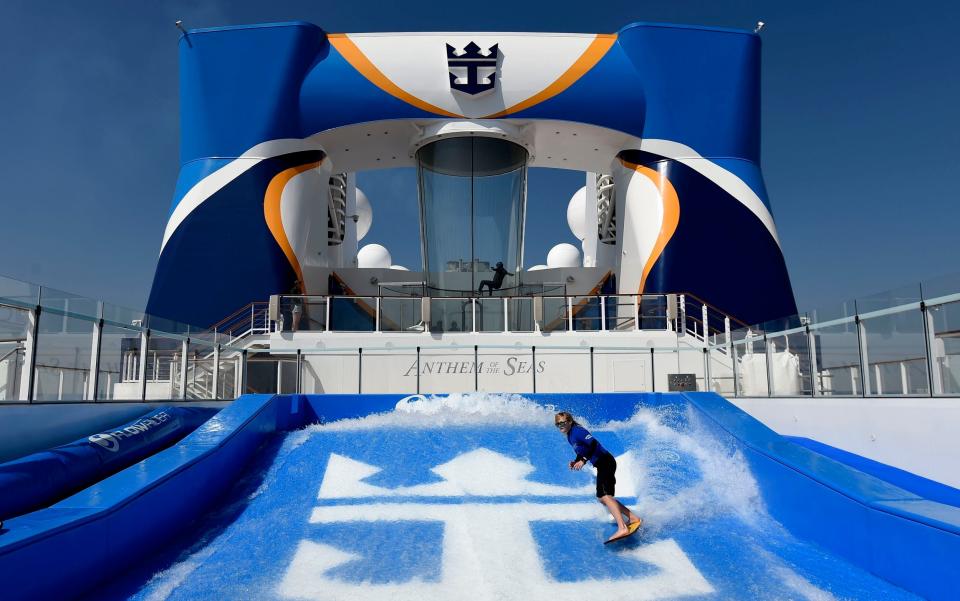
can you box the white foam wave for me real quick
[317,393,561,431]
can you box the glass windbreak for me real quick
[418,136,527,295]
[860,309,928,395]
[97,325,140,400]
[380,298,422,332]
[0,305,29,400]
[810,322,861,395]
[430,298,473,333]
[34,312,93,401]
[541,298,569,333]
[929,300,960,394]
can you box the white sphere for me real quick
[357,244,392,268]
[527,265,548,271]
[390,265,409,271]
[355,188,372,241]
[547,243,581,268]
[566,186,588,241]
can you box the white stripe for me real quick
[636,139,781,247]
[159,138,325,254]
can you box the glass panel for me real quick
[34,312,93,401]
[0,305,28,401]
[639,295,668,330]
[380,297,423,332]
[279,296,321,333]
[145,334,180,399]
[330,297,376,332]
[732,331,768,396]
[929,300,960,395]
[540,297,569,333]
[418,136,526,295]
[811,322,861,396]
[860,308,929,395]
[429,298,473,333]
[476,298,505,332]
[604,295,636,331]
[766,332,811,396]
[708,344,735,395]
[185,338,216,399]
[218,356,238,399]
[0,275,40,309]
[97,324,140,401]
[570,296,601,331]
[508,298,535,332]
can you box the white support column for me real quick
[180,338,189,400]
[678,295,687,337]
[702,304,709,341]
[18,305,39,401]
[375,297,381,332]
[87,307,103,400]
[807,327,819,396]
[212,342,221,398]
[582,172,599,268]
[765,335,774,397]
[238,350,248,396]
[471,298,477,333]
[567,297,574,331]
[900,362,909,395]
[600,296,607,331]
[325,297,332,332]
[922,303,943,395]
[874,363,883,395]
[633,296,640,331]
[138,329,149,401]
[503,298,509,333]
[856,316,870,396]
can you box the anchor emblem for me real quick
[277,448,713,600]
[446,41,499,95]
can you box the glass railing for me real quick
[0,273,247,403]
[719,274,960,397]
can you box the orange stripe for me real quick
[328,34,462,118]
[484,34,617,118]
[264,161,321,286]
[618,158,680,295]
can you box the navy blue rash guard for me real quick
[566,424,609,466]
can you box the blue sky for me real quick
[1,1,958,317]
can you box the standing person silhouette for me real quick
[555,411,642,543]
[477,262,513,296]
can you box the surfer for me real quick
[555,411,642,543]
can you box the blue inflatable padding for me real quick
[0,406,211,521]
[787,435,960,508]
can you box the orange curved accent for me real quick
[264,161,322,287]
[618,158,681,295]
[328,34,462,118]
[484,34,617,118]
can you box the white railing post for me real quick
[238,350,248,395]
[375,297,381,332]
[921,302,942,395]
[856,315,870,396]
[765,334,774,397]
[212,341,221,398]
[139,329,149,401]
[679,295,687,337]
[702,304,709,342]
[503,297,509,333]
[600,296,607,331]
[567,297,574,332]
[19,303,40,401]
[180,338,189,400]
[87,303,103,401]
[899,361,908,395]
[634,296,640,331]
[325,297,332,332]
[807,326,819,396]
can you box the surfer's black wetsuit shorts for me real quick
[594,452,617,498]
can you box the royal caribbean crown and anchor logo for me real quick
[446,41,499,95]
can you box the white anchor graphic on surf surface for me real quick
[278,447,713,600]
